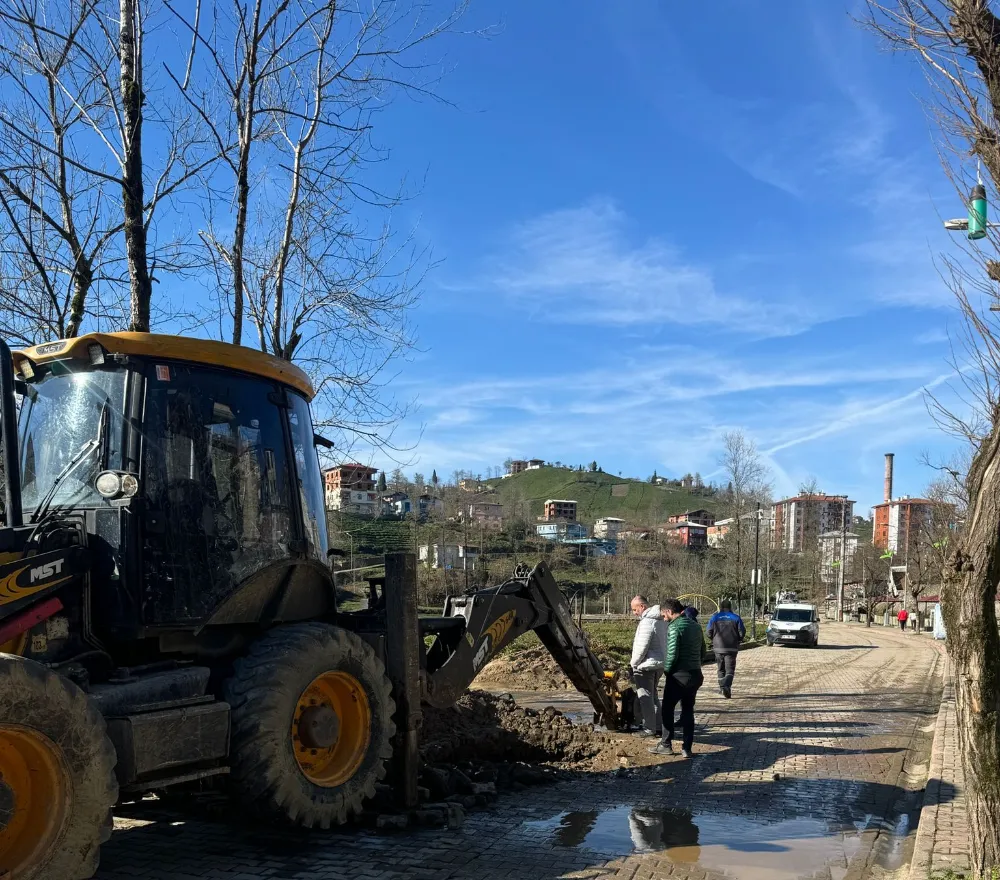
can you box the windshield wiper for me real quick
[31,396,111,524]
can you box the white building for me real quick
[418,543,478,570]
[593,517,625,539]
[818,531,860,584]
[771,495,855,553]
[328,488,379,516]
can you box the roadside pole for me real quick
[751,502,761,639]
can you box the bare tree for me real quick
[865,2,1000,870]
[717,430,772,609]
[163,0,469,447]
[0,0,121,341]
[0,0,209,340]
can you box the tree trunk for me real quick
[943,421,1000,875]
[65,253,92,337]
[119,0,152,333]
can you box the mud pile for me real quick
[476,646,575,690]
[477,646,629,692]
[421,690,626,768]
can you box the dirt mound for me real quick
[476,646,575,690]
[420,689,660,775]
[478,646,629,692]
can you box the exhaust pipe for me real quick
[0,340,23,527]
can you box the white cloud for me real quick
[385,342,956,508]
[486,200,829,335]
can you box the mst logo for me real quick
[472,610,516,672]
[30,559,64,583]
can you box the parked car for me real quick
[766,603,820,647]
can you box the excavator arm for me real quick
[419,561,619,729]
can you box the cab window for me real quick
[287,393,329,562]
[141,363,294,618]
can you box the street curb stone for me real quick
[909,654,970,880]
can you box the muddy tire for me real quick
[223,623,395,828]
[0,653,118,880]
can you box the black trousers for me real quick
[716,652,737,690]
[660,669,704,750]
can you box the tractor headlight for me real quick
[95,471,122,498]
[87,343,106,365]
[120,474,139,497]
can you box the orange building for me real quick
[872,497,935,553]
[543,499,577,522]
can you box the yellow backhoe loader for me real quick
[0,332,616,879]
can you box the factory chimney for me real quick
[884,453,894,504]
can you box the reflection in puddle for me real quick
[524,806,867,879]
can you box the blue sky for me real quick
[348,2,972,511]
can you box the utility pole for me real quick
[751,501,761,639]
[836,496,848,622]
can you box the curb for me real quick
[908,653,968,880]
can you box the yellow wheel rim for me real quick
[292,671,371,787]
[0,726,69,874]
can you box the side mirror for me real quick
[314,434,334,449]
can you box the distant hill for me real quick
[484,467,722,527]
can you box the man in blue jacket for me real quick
[707,600,745,699]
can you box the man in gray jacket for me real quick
[630,595,667,735]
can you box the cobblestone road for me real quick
[95,624,944,880]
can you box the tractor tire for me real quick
[0,653,118,880]
[223,623,395,828]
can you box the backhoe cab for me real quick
[0,332,615,880]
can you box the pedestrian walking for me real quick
[897,608,909,632]
[630,595,667,737]
[649,599,706,758]
[707,599,745,699]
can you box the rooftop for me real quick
[775,494,855,505]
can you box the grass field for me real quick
[486,467,720,526]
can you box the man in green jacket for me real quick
[649,599,706,758]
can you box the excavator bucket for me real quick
[525,564,619,729]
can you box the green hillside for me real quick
[485,467,722,527]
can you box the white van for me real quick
[766,603,820,647]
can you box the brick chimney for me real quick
[884,453,894,504]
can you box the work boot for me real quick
[648,740,674,756]
[722,687,732,699]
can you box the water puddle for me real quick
[523,806,867,879]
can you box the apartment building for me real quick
[543,499,578,522]
[818,530,860,584]
[536,522,588,540]
[666,509,716,527]
[658,521,708,549]
[593,517,626,539]
[324,463,379,515]
[873,497,936,553]
[771,494,854,553]
[467,501,503,531]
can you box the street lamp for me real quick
[944,205,1000,310]
[943,218,1000,231]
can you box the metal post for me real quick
[383,552,421,809]
[0,340,22,527]
[837,496,847,622]
[751,502,761,639]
